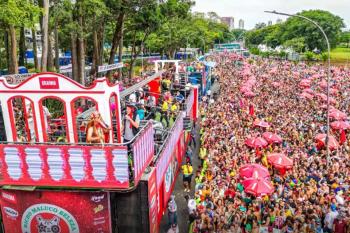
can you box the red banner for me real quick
[147,168,158,233]
[0,144,129,189]
[1,190,111,233]
[39,77,60,89]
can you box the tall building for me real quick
[238,19,244,29]
[268,20,273,26]
[221,17,235,31]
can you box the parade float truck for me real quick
[0,71,198,233]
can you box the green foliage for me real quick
[320,53,328,62]
[245,10,345,52]
[304,51,315,61]
[145,5,230,58]
[26,63,35,69]
[281,10,345,50]
[283,37,305,53]
[249,47,260,55]
[0,0,41,27]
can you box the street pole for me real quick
[141,42,144,77]
[265,10,331,165]
[199,38,206,55]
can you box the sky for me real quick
[192,0,350,30]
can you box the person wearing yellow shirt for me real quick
[182,161,193,192]
[160,99,170,127]
[199,147,207,161]
[170,101,179,124]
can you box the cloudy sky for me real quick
[192,0,350,30]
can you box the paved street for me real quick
[160,81,220,233]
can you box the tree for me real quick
[41,0,49,72]
[283,37,305,53]
[0,0,41,74]
[124,0,163,78]
[255,22,267,29]
[339,31,350,47]
[246,10,345,52]
[230,29,246,41]
[281,10,345,51]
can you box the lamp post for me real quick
[265,10,331,165]
[199,37,206,55]
[141,42,144,77]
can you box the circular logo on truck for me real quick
[21,204,79,233]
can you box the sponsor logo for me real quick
[93,205,104,214]
[21,203,79,233]
[39,77,59,89]
[1,192,16,203]
[4,207,18,218]
[91,194,105,203]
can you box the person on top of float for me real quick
[86,111,110,144]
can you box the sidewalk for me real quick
[160,81,220,233]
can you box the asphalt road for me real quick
[160,81,220,233]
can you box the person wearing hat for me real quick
[123,104,140,143]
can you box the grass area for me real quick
[330,47,350,64]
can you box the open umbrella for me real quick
[315,134,339,150]
[240,86,251,93]
[303,88,315,95]
[299,79,311,88]
[267,153,293,169]
[243,91,256,98]
[239,164,270,179]
[241,177,270,188]
[330,121,350,130]
[245,137,268,148]
[329,110,347,120]
[262,132,282,144]
[244,178,275,197]
[253,119,270,128]
[300,92,313,100]
[319,80,328,88]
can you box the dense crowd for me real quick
[188,54,350,233]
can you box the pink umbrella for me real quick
[243,91,256,97]
[267,153,293,169]
[316,93,327,99]
[242,177,270,188]
[330,88,338,95]
[239,164,270,179]
[245,137,268,148]
[240,86,251,93]
[299,79,311,88]
[329,110,347,120]
[244,178,275,196]
[300,92,313,100]
[319,80,328,88]
[316,93,337,104]
[315,134,339,150]
[253,119,270,128]
[330,121,350,130]
[262,132,283,144]
[303,88,314,95]
[272,82,280,87]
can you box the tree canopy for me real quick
[245,10,345,51]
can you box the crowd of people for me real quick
[187,53,350,233]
